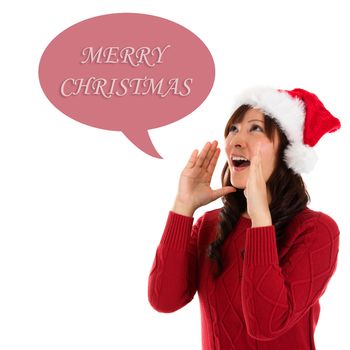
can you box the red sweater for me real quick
[148,207,339,350]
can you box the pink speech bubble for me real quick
[39,13,215,158]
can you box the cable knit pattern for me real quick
[148,207,339,349]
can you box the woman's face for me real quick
[225,108,280,190]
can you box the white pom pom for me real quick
[284,143,318,174]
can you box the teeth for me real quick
[231,156,249,161]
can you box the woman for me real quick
[148,87,341,350]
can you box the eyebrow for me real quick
[248,119,264,123]
[233,119,264,125]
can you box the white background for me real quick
[1,0,349,349]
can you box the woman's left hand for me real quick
[244,143,272,227]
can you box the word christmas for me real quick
[60,76,193,98]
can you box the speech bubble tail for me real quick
[122,129,163,159]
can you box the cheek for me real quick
[259,143,276,167]
[259,142,272,153]
[224,138,231,155]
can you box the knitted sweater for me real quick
[148,207,339,350]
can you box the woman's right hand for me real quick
[172,140,237,217]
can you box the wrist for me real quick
[172,200,196,217]
[251,211,272,228]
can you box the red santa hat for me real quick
[233,87,341,174]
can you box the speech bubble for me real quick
[39,13,215,158]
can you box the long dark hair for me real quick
[207,104,310,279]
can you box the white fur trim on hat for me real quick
[284,143,317,174]
[233,87,317,174]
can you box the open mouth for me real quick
[232,159,251,168]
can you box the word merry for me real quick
[80,45,171,67]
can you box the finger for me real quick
[207,148,220,176]
[256,142,262,155]
[203,150,219,184]
[259,146,264,168]
[222,186,237,193]
[211,186,236,200]
[202,140,218,169]
[248,155,257,177]
[255,143,264,173]
[250,143,261,171]
[250,144,265,183]
[196,142,212,168]
[184,149,199,169]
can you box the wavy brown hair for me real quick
[207,104,310,279]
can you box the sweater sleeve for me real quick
[148,211,203,313]
[241,212,340,340]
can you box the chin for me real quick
[230,180,246,189]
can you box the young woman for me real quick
[148,87,341,350]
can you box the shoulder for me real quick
[193,208,221,233]
[285,207,340,245]
[200,208,222,226]
[203,207,222,220]
[294,207,339,231]
[193,208,222,245]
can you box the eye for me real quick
[228,125,237,133]
[251,124,264,132]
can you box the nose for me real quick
[227,130,247,148]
